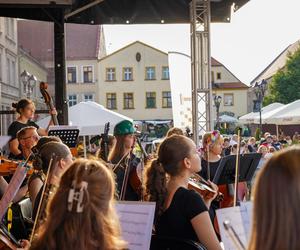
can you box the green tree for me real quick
[264,46,300,105]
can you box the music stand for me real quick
[48,126,80,148]
[212,153,261,185]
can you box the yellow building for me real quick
[211,57,249,120]
[98,41,173,121]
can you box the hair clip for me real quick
[67,181,88,213]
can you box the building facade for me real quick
[98,41,173,121]
[18,20,105,107]
[211,58,249,119]
[0,17,19,135]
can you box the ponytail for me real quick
[144,159,167,223]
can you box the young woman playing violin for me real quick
[144,135,222,250]
[108,120,141,201]
[8,99,56,158]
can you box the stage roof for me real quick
[0,0,249,24]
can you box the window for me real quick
[123,93,134,109]
[146,92,156,108]
[162,66,169,80]
[106,93,117,110]
[68,95,77,107]
[0,52,3,81]
[145,67,156,80]
[106,68,116,81]
[123,67,133,81]
[162,91,172,108]
[217,72,221,80]
[211,71,215,83]
[224,93,234,106]
[83,94,93,102]
[83,66,93,83]
[67,67,77,83]
[11,60,15,86]
[6,57,10,84]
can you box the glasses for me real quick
[21,134,40,141]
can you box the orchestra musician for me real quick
[8,98,56,158]
[144,135,222,250]
[249,146,300,250]
[108,120,141,201]
[20,159,127,250]
[27,136,62,209]
[29,141,73,220]
[3,126,40,202]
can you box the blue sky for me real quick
[103,0,300,85]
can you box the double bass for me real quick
[39,82,59,126]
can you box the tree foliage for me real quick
[263,45,300,105]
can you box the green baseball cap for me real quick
[113,120,135,136]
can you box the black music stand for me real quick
[48,126,80,148]
[212,153,261,185]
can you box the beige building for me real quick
[98,41,173,121]
[0,17,19,134]
[211,58,249,119]
[18,20,106,106]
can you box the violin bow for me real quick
[30,154,56,243]
[233,129,241,207]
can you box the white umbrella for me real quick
[263,99,300,125]
[37,101,133,136]
[218,115,238,123]
[239,102,284,124]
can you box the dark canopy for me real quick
[0,0,249,24]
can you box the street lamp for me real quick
[254,79,267,135]
[214,95,222,130]
[20,70,37,99]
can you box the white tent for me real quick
[239,102,284,124]
[218,114,238,123]
[37,101,133,136]
[263,99,300,125]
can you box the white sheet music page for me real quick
[240,201,253,240]
[0,166,27,220]
[115,201,156,250]
[216,206,248,250]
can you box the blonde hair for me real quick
[202,130,223,159]
[31,159,127,250]
[249,147,300,250]
[166,127,184,137]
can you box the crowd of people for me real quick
[0,98,299,249]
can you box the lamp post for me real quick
[254,79,267,135]
[20,70,37,99]
[214,95,222,130]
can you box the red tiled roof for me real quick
[213,82,249,89]
[211,57,223,66]
[18,20,101,61]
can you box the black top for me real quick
[8,120,39,141]
[199,159,221,181]
[112,153,140,201]
[156,187,207,242]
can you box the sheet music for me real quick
[115,201,156,250]
[240,202,253,240]
[216,206,248,250]
[0,166,27,220]
[0,136,11,148]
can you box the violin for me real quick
[188,174,223,202]
[40,82,59,125]
[0,157,33,176]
